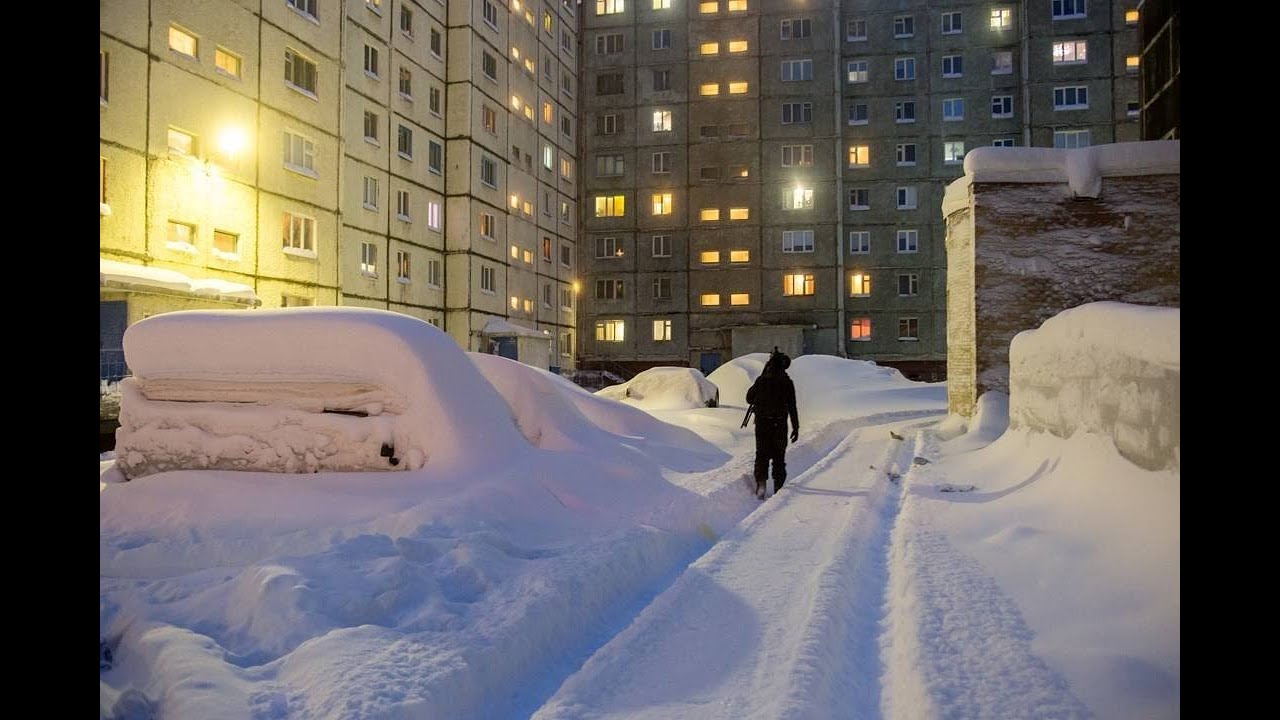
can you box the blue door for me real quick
[699,352,721,376]
[100,301,129,382]
[495,337,518,360]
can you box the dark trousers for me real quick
[754,417,789,488]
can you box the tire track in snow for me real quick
[879,430,1094,720]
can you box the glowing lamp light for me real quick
[217,127,248,159]
[572,281,581,294]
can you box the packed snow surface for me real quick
[595,366,720,409]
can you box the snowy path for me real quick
[531,415,935,720]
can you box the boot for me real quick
[755,479,765,500]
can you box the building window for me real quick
[166,220,196,251]
[168,25,198,58]
[429,87,442,115]
[598,73,624,95]
[783,273,814,297]
[367,0,383,14]
[895,101,916,123]
[1127,101,1141,117]
[729,207,749,220]
[701,166,722,181]
[653,110,673,132]
[480,212,496,240]
[731,38,749,53]
[364,45,380,78]
[653,319,672,341]
[655,0,672,7]
[846,19,867,41]
[211,229,238,257]
[1053,129,1091,148]
[780,17,812,39]
[595,195,626,218]
[849,271,871,297]
[991,96,1014,118]
[597,33,624,55]
[168,127,197,156]
[991,8,1013,30]
[697,292,721,308]
[597,0,625,14]
[1054,86,1088,110]
[428,141,442,174]
[653,278,672,300]
[99,156,108,206]
[781,102,813,124]
[287,0,318,21]
[1052,0,1086,20]
[653,69,671,91]
[898,273,919,297]
[700,251,720,264]
[851,318,871,341]
[595,279,625,300]
[283,212,315,254]
[596,154,625,177]
[561,157,574,180]
[848,145,870,168]
[561,244,573,268]
[399,68,413,98]
[427,259,442,287]
[1053,40,1087,65]
[652,153,672,175]
[700,42,720,55]
[847,61,868,83]
[943,98,965,121]
[395,190,410,221]
[1126,9,1139,24]
[781,59,813,82]
[360,241,378,276]
[283,130,316,175]
[894,57,916,81]
[893,15,914,38]
[561,331,573,357]
[700,125,720,139]
[897,229,919,253]
[993,138,1016,147]
[848,188,869,210]
[784,187,814,210]
[100,51,109,103]
[781,145,814,167]
[397,125,413,159]
[398,5,413,35]
[560,201,572,225]
[482,105,497,134]
[284,48,317,95]
[481,0,498,27]
[896,143,917,166]
[848,103,869,125]
[1126,55,1140,72]
[481,265,495,293]
[942,11,962,34]
[896,186,917,209]
[899,318,920,341]
[427,201,441,230]
[479,156,497,188]
[942,55,963,78]
[992,51,1013,75]
[782,230,814,253]
[363,111,380,144]
[482,52,497,81]
[653,29,672,49]
[596,320,625,342]
[430,28,442,57]
[543,145,554,170]
[282,295,314,308]
[396,251,411,283]
[362,176,379,209]
[944,141,965,164]
[215,47,241,79]
[652,192,673,215]
[700,209,721,222]
[849,231,870,254]
[730,293,750,305]
[700,83,720,96]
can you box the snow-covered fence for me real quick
[1008,302,1179,471]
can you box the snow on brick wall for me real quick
[967,173,1180,405]
[944,206,977,418]
[1008,302,1179,471]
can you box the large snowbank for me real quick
[114,308,526,478]
[595,366,719,409]
[1008,302,1179,471]
[956,140,1180,202]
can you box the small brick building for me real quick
[941,141,1180,418]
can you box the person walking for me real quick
[744,348,799,500]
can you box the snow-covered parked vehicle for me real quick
[595,366,719,409]
[112,307,524,480]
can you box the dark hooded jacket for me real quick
[746,353,799,433]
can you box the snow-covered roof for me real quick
[943,140,1180,215]
[100,258,261,306]
[480,317,550,340]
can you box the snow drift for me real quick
[595,366,720,409]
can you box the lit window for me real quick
[653,110,672,132]
[699,1,718,12]
[595,320,625,343]
[847,61,868,83]
[944,142,965,164]
[728,0,746,11]
[730,250,750,263]
[213,230,238,257]
[427,201,441,230]
[782,230,813,253]
[1053,40,1088,64]
[700,293,721,306]
[700,83,720,96]
[729,40,748,53]
[215,47,241,78]
[511,193,521,209]
[397,251,411,283]
[700,209,721,222]
[700,251,720,263]
[596,0,625,15]
[652,192,673,215]
[992,51,1013,75]
[168,26,198,58]
[360,241,378,276]
[850,272,871,297]
[728,82,748,94]
[729,208,749,220]
[595,195,626,217]
[991,8,1013,30]
[783,273,814,296]
[897,229,919,253]
[653,320,673,341]
[168,127,196,156]
[283,212,316,253]
[851,318,871,341]
[1126,55,1140,72]
[848,145,870,167]
[654,0,671,7]
[167,220,196,249]
[730,293,749,305]
[784,187,814,210]
[561,157,573,180]
[1125,9,1139,24]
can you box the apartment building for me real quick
[100,0,579,383]
[1137,0,1178,140]
[578,0,1141,380]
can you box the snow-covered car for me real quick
[595,366,719,409]
[112,307,524,480]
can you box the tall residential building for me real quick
[1137,0,1178,140]
[577,0,1141,380]
[100,0,579,385]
